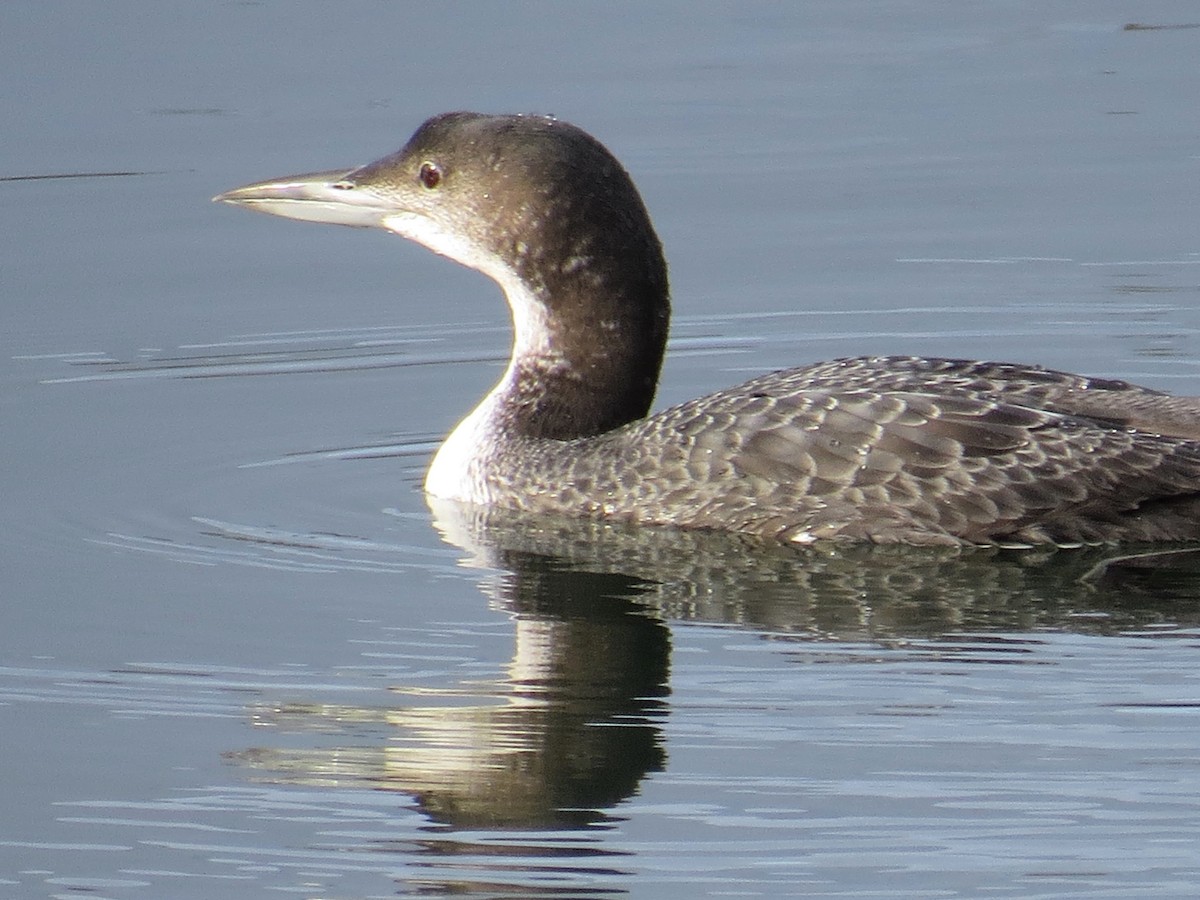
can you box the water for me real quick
[4,2,1200,897]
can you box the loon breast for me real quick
[216,111,1200,547]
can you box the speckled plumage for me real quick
[217,113,1200,547]
[478,356,1200,546]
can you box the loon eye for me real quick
[418,161,442,189]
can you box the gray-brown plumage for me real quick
[216,113,1200,547]
[487,357,1200,546]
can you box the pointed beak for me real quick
[213,168,395,229]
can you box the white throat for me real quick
[388,213,564,503]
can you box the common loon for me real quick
[216,111,1200,547]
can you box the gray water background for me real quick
[3,2,1200,897]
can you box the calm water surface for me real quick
[4,3,1200,897]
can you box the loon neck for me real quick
[489,248,670,441]
[425,264,668,500]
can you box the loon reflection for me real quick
[229,507,1200,836]
[233,534,670,830]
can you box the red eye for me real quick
[418,161,442,189]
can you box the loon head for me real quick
[216,111,670,439]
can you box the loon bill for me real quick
[216,112,1200,547]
